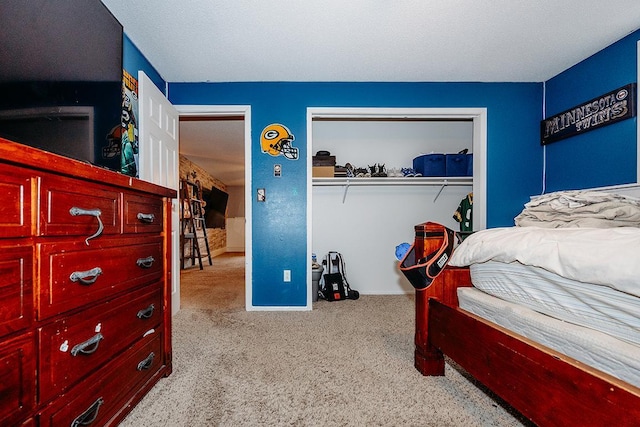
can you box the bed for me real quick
[407,189,640,426]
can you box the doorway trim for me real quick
[175,104,252,310]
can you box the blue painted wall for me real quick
[124,25,640,308]
[168,82,543,306]
[123,34,166,92]
[544,29,640,191]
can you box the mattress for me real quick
[448,226,640,298]
[468,261,640,347]
[458,286,640,389]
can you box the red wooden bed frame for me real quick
[415,266,640,427]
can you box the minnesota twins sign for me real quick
[541,83,636,145]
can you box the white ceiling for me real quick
[102,0,640,185]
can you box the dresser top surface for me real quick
[0,138,177,198]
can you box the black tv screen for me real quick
[203,187,229,229]
[0,0,123,171]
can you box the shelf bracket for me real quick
[433,180,447,202]
[342,180,351,203]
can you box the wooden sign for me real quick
[541,83,636,145]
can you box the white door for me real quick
[138,71,180,316]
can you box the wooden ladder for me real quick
[180,179,213,270]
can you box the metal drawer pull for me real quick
[69,267,103,285]
[136,256,155,269]
[71,333,104,356]
[137,352,155,371]
[137,303,155,319]
[71,397,104,427]
[137,212,155,223]
[69,207,104,245]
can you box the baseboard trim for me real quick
[211,248,227,258]
[226,247,245,252]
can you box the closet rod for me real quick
[312,177,472,187]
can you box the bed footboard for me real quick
[414,266,471,375]
[426,293,640,426]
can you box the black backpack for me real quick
[319,251,359,301]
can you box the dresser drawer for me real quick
[39,174,120,238]
[39,332,163,427]
[0,165,33,238]
[0,332,36,427]
[37,236,164,319]
[38,285,163,403]
[123,192,164,234]
[18,417,35,427]
[0,246,33,338]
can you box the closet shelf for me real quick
[312,176,473,187]
[313,176,473,203]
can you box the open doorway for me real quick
[175,105,252,310]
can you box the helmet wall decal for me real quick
[260,123,299,160]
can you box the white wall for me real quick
[225,185,245,252]
[226,185,245,217]
[312,184,471,294]
[312,120,473,169]
[226,217,245,252]
[311,119,473,295]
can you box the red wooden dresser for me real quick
[0,138,176,426]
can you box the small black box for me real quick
[312,155,336,166]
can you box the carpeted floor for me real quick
[119,253,528,426]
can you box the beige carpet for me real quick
[120,253,528,426]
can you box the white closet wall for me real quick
[312,120,473,170]
[312,185,471,294]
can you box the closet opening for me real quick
[307,107,486,299]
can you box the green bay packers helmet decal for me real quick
[260,123,299,160]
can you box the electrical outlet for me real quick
[283,269,291,282]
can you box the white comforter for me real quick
[448,226,640,298]
[514,190,640,228]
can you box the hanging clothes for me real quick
[453,192,473,233]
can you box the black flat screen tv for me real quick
[0,0,123,171]
[203,186,229,229]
